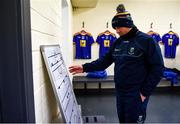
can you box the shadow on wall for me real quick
[73,7,95,15]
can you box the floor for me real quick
[75,87,180,123]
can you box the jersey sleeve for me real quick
[110,35,117,46]
[73,34,77,44]
[161,34,166,44]
[89,35,95,45]
[157,34,162,42]
[96,36,101,44]
[113,35,117,42]
[176,35,179,45]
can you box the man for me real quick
[69,4,164,123]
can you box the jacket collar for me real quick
[120,26,139,40]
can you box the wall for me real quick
[73,0,180,76]
[30,0,73,122]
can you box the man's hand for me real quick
[69,65,83,75]
[140,93,146,102]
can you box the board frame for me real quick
[40,45,82,123]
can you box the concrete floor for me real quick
[75,87,180,123]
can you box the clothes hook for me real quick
[170,23,172,29]
[150,22,153,29]
[106,22,109,28]
[82,21,85,28]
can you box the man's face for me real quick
[115,27,131,36]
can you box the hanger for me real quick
[104,30,111,35]
[80,29,87,35]
[147,30,154,35]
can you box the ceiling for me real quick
[71,0,98,8]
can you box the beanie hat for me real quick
[112,4,134,29]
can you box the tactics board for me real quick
[40,45,82,123]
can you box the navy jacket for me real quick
[83,27,164,97]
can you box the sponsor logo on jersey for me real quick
[104,40,110,47]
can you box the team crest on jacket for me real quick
[128,47,135,55]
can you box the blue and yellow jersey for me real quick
[96,32,117,57]
[147,31,161,43]
[162,31,179,58]
[73,32,94,59]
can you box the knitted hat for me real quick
[112,4,134,29]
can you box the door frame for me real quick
[0,0,35,122]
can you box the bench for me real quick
[72,75,114,91]
[73,76,178,92]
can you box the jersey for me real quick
[73,32,94,59]
[96,32,117,57]
[162,32,179,58]
[147,31,161,43]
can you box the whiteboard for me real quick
[40,45,82,123]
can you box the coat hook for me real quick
[170,23,172,29]
[106,22,109,28]
[82,21,85,28]
[150,22,153,29]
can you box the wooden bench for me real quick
[72,75,114,91]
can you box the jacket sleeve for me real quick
[140,37,164,97]
[82,43,115,72]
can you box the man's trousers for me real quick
[116,91,149,123]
